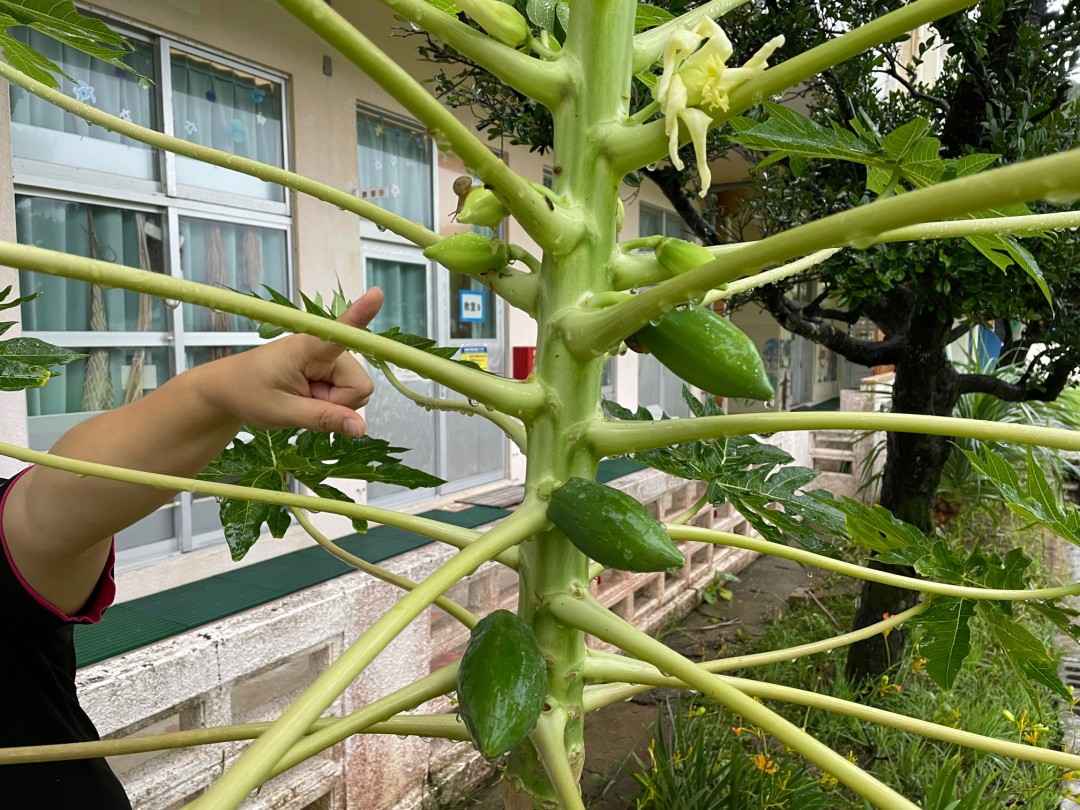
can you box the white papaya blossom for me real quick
[653,19,784,196]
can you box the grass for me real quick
[631,519,1076,809]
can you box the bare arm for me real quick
[1,288,384,615]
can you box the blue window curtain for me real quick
[8,29,157,164]
[171,50,283,167]
[366,258,428,336]
[357,113,434,229]
[179,218,287,332]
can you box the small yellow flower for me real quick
[846,750,858,764]
[820,773,839,788]
[732,726,745,736]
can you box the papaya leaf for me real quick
[727,102,879,166]
[199,427,443,560]
[634,3,674,31]
[0,336,84,392]
[1028,600,1080,645]
[839,498,929,556]
[246,286,482,368]
[916,597,976,691]
[981,604,1070,702]
[880,117,930,162]
[0,0,143,88]
[526,0,557,31]
[602,389,844,555]
[963,447,1080,545]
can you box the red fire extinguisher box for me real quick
[512,346,536,380]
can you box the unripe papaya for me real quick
[457,610,546,759]
[634,306,774,402]
[456,0,529,48]
[457,187,509,228]
[655,237,716,276]
[424,233,509,275]
[548,477,684,572]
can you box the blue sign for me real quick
[459,289,485,322]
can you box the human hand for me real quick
[194,288,384,437]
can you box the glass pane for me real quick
[25,345,173,418]
[450,274,495,340]
[357,112,433,229]
[8,29,159,180]
[15,197,168,332]
[639,205,664,239]
[171,49,285,201]
[179,218,287,332]
[366,257,428,336]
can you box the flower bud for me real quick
[656,237,716,276]
[424,232,510,275]
[457,0,529,48]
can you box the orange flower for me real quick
[753,753,778,775]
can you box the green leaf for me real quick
[881,118,930,162]
[0,0,143,88]
[1028,600,1080,645]
[964,447,1080,545]
[526,0,556,31]
[897,136,944,185]
[917,597,975,691]
[840,499,928,555]
[199,428,443,560]
[982,605,1071,702]
[634,3,674,31]
[728,102,878,165]
[0,336,84,392]
[951,153,999,177]
[603,389,844,555]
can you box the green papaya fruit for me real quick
[547,477,684,572]
[424,232,509,275]
[634,306,774,402]
[457,609,546,760]
[457,187,509,228]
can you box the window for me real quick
[10,25,289,209]
[357,109,433,230]
[639,203,691,241]
[11,22,293,565]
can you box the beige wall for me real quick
[0,79,29,478]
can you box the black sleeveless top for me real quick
[0,475,130,808]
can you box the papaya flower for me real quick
[653,19,784,195]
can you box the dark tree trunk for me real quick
[844,304,961,682]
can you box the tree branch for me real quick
[761,285,901,366]
[641,165,726,245]
[958,349,1080,401]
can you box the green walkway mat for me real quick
[74,505,510,668]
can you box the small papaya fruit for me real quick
[548,477,684,572]
[457,610,546,760]
[634,306,774,402]
[424,232,509,275]
[457,187,509,228]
